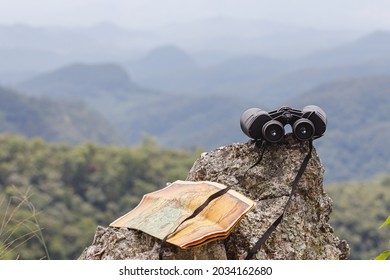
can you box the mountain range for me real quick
[126,30,390,104]
[0,85,124,145]
[1,22,390,182]
[0,19,363,84]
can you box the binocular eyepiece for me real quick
[240,105,327,143]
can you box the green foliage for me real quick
[294,76,390,182]
[373,215,390,260]
[379,216,390,229]
[1,132,389,260]
[374,250,390,260]
[0,134,200,259]
[326,175,390,259]
[0,185,49,259]
[15,66,390,183]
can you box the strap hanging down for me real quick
[159,140,267,260]
[159,140,313,260]
[245,140,313,260]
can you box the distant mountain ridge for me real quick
[6,28,390,183]
[289,76,390,182]
[15,62,160,145]
[19,63,145,98]
[0,20,363,84]
[299,30,390,68]
[12,57,390,182]
[129,45,198,92]
[124,30,390,105]
[0,85,124,145]
[14,61,253,148]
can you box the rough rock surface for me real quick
[79,134,350,260]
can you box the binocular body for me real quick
[240,105,327,143]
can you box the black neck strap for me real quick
[245,139,313,259]
[159,139,312,260]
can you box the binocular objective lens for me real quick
[293,119,315,141]
[262,120,284,143]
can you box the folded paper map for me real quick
[110,180,255,249]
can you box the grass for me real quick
[0,185,50,260]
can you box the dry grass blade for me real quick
[0,185,50,260]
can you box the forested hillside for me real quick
[18,62,154,100]
[14,62,390,182]
[0,86,124,145]
[0,134,388,260]
[289,76,390,182]
[1,22,389,261]
[10,29,390,184]
[0,134,200,259]
[327,176,390,260]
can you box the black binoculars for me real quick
[240,105,327,143]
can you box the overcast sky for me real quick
[0,0,390,31]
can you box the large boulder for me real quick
[79,134,349,260]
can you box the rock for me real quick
[79,134,350,260]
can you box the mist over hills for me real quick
[288,76,390,181]
[300,30,390,68]
[1,20,390,182]
[18,63,151,99]
[0,22,156,84]
[0,85,124,145]
[0,19,362,84]
[0,22,154,58]
[13,68,390,182]
[16,62,251,148]
[17,63,157,133]
[125,29,390,105]
[128,45,198,91]
[153,17,362,58]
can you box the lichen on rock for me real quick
[79,134,349,260]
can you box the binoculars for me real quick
[240,105,327,143]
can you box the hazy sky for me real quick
[1,0,390,31]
